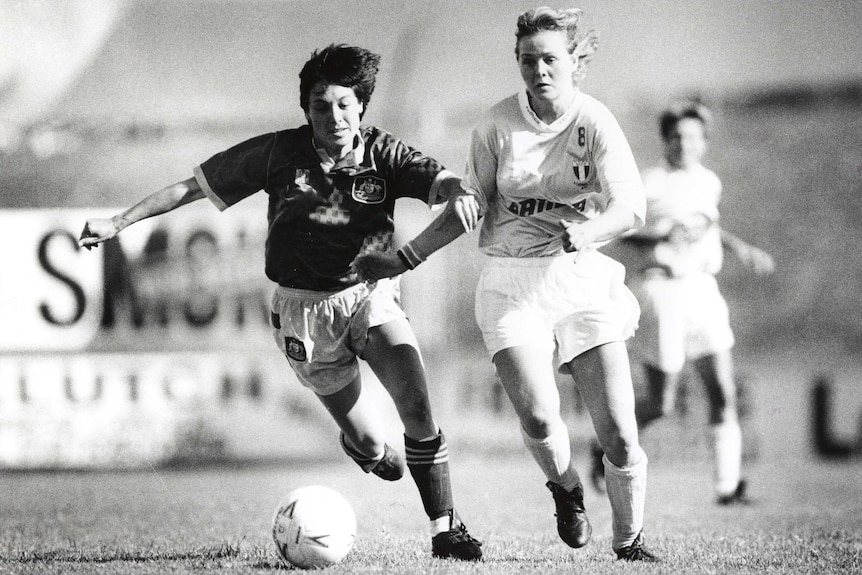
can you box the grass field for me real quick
[1,422,860,575]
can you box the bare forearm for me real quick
[114,177,204,232]
[406,206,469,261]
[580,203,639,244]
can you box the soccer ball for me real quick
[272,485,356,569]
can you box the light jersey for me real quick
[633,162,724,276]
[194,124,453,291]
[464,90,645,258]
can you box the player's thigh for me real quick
[693,350,737,421]
[363,319,426,393]
[362,318,435,433]
[629,278,687,373]
[493,346,562,437]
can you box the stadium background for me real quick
[1,0,861,469]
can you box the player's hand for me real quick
[351,251,407,281]
[78,218,120,250]
[436,193,480,233]
[560,219,594,261]
[740,245,775,275]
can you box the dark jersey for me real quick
[194,125,445,291]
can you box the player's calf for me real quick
[339,432,404,481]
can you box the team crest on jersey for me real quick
[572,161,592,185]
[285,337,307,362]
[352,176,386,204]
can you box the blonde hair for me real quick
[515,7,599,83]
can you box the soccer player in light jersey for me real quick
[591,102,774,505]
[354,7,660,562]
[79,44,482,561]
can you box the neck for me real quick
[528,90,577,124]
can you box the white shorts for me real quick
[627,271,734,373]
[270,278,406,395]
[474,249,640,372]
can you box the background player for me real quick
[593,101,775,505]
[78,43,482,561]
[354,7,660,562]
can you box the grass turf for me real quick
[0,441,860,574]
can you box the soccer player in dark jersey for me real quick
[79,43,482,561]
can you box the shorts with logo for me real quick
[475,249,640,372]
[270,278,406,395]
[627,270,734,373]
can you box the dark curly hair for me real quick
[299,44,381,119]
[659,102,713,141]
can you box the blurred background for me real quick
[1,0,861,469]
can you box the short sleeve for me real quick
[194,133,276,211]
[592,110,645,228]
[381,134,445,202]
[463,115,499,214]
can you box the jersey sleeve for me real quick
[193,132,276,211]
[462,114,499,214]
[592,110,645,228]
[384,136,447,204]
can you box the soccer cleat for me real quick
[369,443,404,481]
[431,513,483,561]
[589,439,606,494]
[615,531,661,562]
[717,479,750,506]
[546,481,592,548]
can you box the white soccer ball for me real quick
[272,485,356,569]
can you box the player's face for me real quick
[306,83,364,160]
[665,118,707,169]
[516,30,576,106]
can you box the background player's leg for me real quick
[694,351,744,501]
[635,364,680,427]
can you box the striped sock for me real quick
[405,430,453,525]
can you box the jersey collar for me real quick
[518,89,582,133]
[314,132,371,175]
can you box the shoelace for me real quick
[551,489,586,521]
[619,540,656,561]
[443,525,482,545]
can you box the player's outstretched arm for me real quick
[78,177,205,250]
[720,229,775,275]
[352,190,481,281]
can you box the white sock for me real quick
[520,422,581,492]
[604,447,647,551]
[430,511,453,536]
[711,420,742,495]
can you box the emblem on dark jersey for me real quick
[285,337,307,362]
[352,176,386,204]
[572,161,592,185]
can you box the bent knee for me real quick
[600,433,643,468]
[520,413,564,439]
